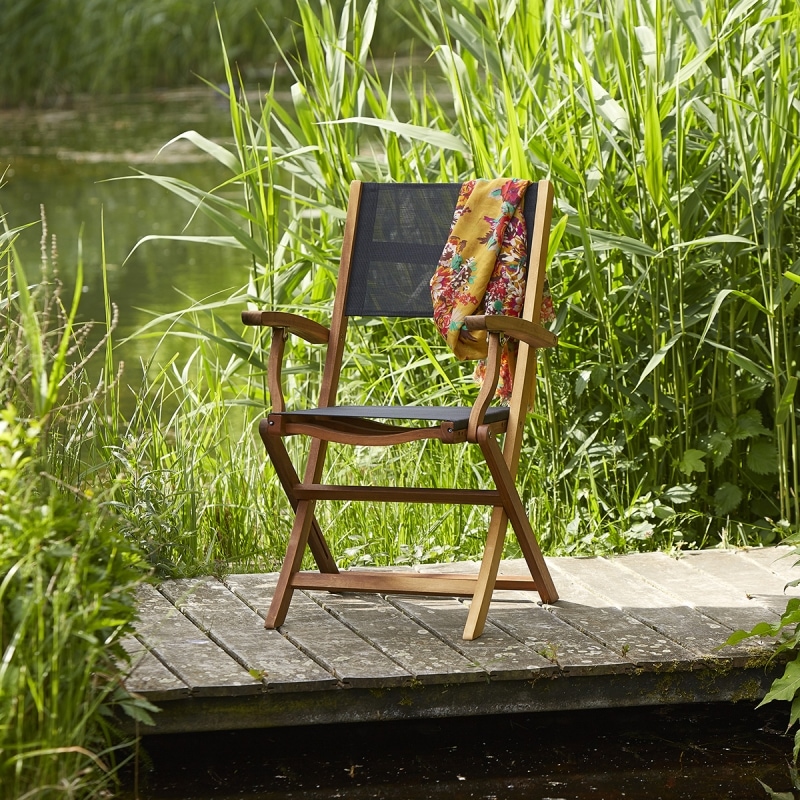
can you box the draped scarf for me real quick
[430,178,554,401]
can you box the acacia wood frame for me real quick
[243,179,559,640]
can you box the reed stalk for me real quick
[93,0,800,572]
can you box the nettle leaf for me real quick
[653,503,676,520]
[679,449,706,475]
[725,620,780,646]
[590,364,609,385]
[700,431,733,468]
[714,482,743,515]
[792,699,800,764]
[791,691,800,729]
[781,598,800,624]
[625,521,655,539]
[758,778,796,800]
[759,657,800,706]
[748,440,779,474]
[663,484,696,504]
[719,409,770,440]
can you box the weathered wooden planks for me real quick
[126,548,795,734]
[158,578,337,692]
[679,548,800,617]
[546,556,768,667]
[120,635,188,700]
[306,590,488,685]
[226,573,412,688]
[133,583,262,697]
[607,550,782,634]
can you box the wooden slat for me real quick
[609,551,782,633]
[680,549,800,616]
[305,591,488,685]
[278,421,448,445]
[740,545,800,584]
[472,571,630,677]
[545,555,766,665]
[291,570,536,595]
[133,584,263,697]
[387,594,558,680]
[489,602,629,676]
[542,560,698,671]
[225,573,412,689]
[120,635,189,700]
[159,578,337,692]
[463,314,559,348]
[294,485,501,505]
[240,310,330,344]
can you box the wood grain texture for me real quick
[126,548,794,733]
[133,583,262,697]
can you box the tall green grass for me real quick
[0,215,152,799]
[11,0,794,580]
[119,0,800,568]
[118,0,798,569]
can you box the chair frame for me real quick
[243,179,559,640]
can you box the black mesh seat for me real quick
[274,405,510,430]
[243,179,560,641]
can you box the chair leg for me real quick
[265,498,319,629]
[478,428,559,604]
[261,425,338,574]
[462,505,509,640]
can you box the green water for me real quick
[1,90,249,371]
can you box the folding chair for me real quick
[243,179,559,640]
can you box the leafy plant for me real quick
[726,535,800,764]
[0,209,152,799]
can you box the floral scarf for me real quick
[430,178,554,402]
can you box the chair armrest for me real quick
[242,310,329,413]
[463,315,557,348]
[241,310,330,345]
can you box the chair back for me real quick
[344,182,543,318]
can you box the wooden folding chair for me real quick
[243,179,559,640]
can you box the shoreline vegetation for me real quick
[1,0,799,796]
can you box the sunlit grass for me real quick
[121,0,798,567]
[0,214,153,799]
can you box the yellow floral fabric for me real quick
[430,178,554,401]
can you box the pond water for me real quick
[0,90,248,372]
[125,703,796,799]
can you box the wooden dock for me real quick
[123,547,798,735]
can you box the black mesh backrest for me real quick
[345,182,540,318]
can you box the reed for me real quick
[0,213,152,799]
[124,0,797,568]
[9,0,797,579]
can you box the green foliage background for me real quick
[0,231,152,797]
[0,0,413,106]
[3,0,799,566]
[120,0,799,564]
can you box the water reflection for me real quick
[0,90,249,375]
[124,703,795,799]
